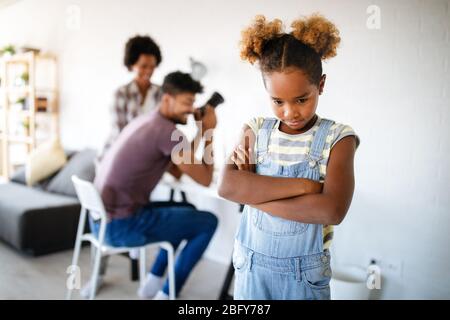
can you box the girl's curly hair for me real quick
[240,13,341,85]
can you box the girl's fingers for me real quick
[238,145,253,163]
[234,147,246,163]
[232,152,244,167]
[231,152,240,164]
[245,148,254,164]
[237,145,253,164]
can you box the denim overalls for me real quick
[233,117,334,300]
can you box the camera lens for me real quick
[206,92,225,108]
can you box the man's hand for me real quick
[196,105,217,133]
[231,144,256,173]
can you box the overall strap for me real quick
[256,118,278,154]
[309,119,334,162]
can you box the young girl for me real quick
[218,14,359,300]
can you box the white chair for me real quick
[65,175,175,300]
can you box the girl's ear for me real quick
[318,74,326,95]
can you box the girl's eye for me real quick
[273,99,283,106]
[297,98,308,104]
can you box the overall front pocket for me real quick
[302,264,332,290]
[253,210,309,236]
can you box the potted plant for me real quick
[15,97,28,110]
[20,72,29,84]
[1,45,16,57]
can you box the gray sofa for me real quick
[0,149,96,256]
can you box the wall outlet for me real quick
[364,254,403,279]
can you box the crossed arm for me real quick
[218,125,357,225]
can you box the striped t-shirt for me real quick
[246,115,359,250]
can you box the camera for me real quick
[198,92,225,117]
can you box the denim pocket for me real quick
[302,264,332,290]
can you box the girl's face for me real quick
[132,54,157,83]
[264,67,325,134]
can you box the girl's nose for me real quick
[283,104,299,118]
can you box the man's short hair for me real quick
[162,71,203,96]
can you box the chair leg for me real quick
[218,260,235,300]
[90,245,96,265]
[139,247,147,287]
[66,208,87,300]
[130,257,139,281]
[65,237,83,300]
[89,245,103,300]
[163,244,176,300]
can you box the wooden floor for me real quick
[0,241,229,300]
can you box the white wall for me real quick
[1,0,449,299]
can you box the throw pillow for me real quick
[25,139,67,186]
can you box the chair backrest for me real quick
[71,175,107,221]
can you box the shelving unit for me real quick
[0,51,59,179]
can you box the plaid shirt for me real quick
[99,80,162,159]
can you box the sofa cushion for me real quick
[9,149,79,186]
[46,148,97,197]
[25,139,67,186]
[10,166,58,190]
[10,166,26,185]
[0,182,81,255]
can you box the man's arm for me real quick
[166,161,183,179]
[166,124,203,180]
[251,136,357,225]
[218,125,323,204]
[172,106,216,186]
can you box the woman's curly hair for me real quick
[240,13,340,85]
[124,35,162,70]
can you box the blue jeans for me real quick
[92,203,218,296]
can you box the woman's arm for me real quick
[218,125,323,204]
[251,136,357,225]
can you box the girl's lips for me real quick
[286,120,303,126]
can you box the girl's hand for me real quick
[231,144,256,172]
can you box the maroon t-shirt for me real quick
[95,110,186,219]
